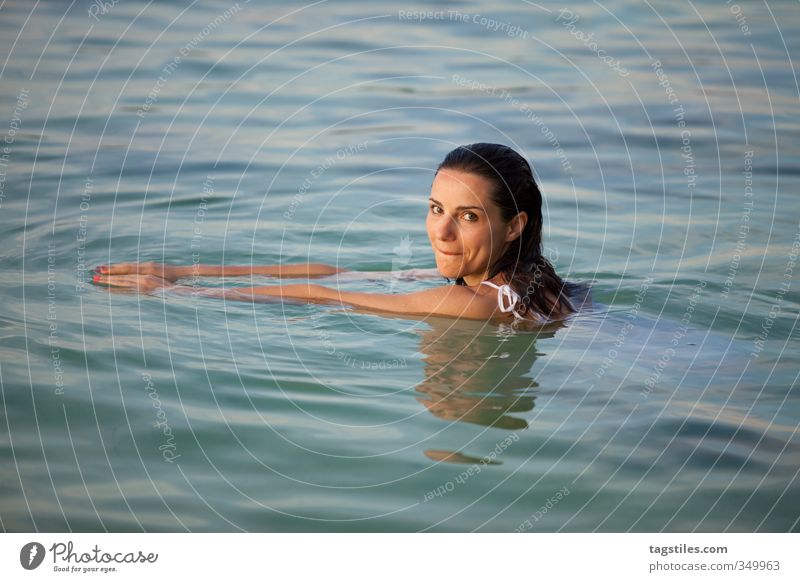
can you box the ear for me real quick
[505,211,528,243]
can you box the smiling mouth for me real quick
[437,249,462,256]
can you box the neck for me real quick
[462,268,496,287]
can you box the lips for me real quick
[437,249,461,256]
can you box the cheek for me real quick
[486,223,507,249]
[466,225,492,251]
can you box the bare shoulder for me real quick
[321,282,500,320]
[410,284,501,320]
[328,267,442,282]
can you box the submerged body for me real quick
[92,262,588,324]
[93,143,585,324]
[93,262,502,319]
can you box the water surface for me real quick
[1,0,798,531]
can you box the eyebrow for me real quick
[428,198,485,212]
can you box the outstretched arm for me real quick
[92,274,499,321]
[95,261,346,281]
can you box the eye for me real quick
[430,204,443,214]
[463,212,478,222]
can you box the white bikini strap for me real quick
[480,281,522,315]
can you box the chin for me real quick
[434,261,463,280]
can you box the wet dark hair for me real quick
[435,142,581,319]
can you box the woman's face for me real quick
[426,168,521,286]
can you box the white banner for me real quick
[1,533,796,581]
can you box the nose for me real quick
[433,213,457,241]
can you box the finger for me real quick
[97,284,136,295]
[96,263,138,275]
[110,263,137,275]
[93,274,139,288]
[94,264,116,275]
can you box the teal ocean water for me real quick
[1,0,798,532]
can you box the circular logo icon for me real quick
[20,542,46,570]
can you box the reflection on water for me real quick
[413,284,592,462]
[415,318,554,432]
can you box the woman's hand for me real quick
[92,273,174,293]
[94,262,184,282]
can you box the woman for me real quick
[94,143,585,322]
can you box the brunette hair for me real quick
[435,142,581,318]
